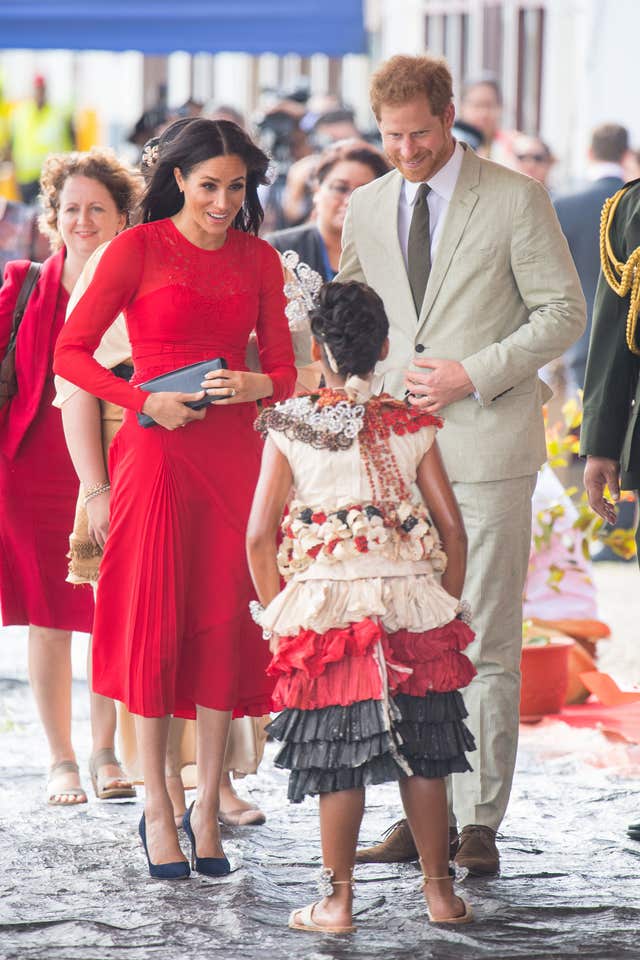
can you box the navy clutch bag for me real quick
[136,357,228,428]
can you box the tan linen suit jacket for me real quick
[337,145,586,483]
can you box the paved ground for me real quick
[1,563,638,960]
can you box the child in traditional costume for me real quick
[247,281,476,933]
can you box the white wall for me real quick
[212,53,253,115]
[342,54,374,130]
[539,0,590,185]
[373,0,640,184]
[540,0,640,185]
[379,0,425,59]
[582,0,640,145]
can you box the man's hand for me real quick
[405,357,475,412]
[584,456,620,525]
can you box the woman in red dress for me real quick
[55,119,296,878]
[0,150,139,806]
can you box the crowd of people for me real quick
[0,50,638,938]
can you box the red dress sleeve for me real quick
[255,240,296,403]
[0,261,30,428]
[53,229,146,412]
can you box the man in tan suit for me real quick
[339,55,585,875]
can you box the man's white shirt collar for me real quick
[402,140,464,205]
[587,161,624,183]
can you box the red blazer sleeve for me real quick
[0,261,30,429]
[255,240,296,403]
[53,229,146,412]
[0,260,30,359]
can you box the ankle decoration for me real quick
[419,856,454,886]
[317,866,355,898]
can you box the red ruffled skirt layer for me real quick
[269,616,476,711]
[92,403,273,720]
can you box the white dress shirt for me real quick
[398,139,465,268]
[397,140,479,397]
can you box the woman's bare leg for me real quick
[86,639,130,789]
[135,714,187,865]
[218,770,265,821]
[218,717,267,823]
[400,776,467,920]
[292,788,364,929]
[28,625,81,801]
[188,706,232,857]
[165,717,188,827]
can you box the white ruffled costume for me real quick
[259,388,477,803]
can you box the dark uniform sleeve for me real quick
[580,187,640,478]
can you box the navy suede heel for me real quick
[138,814,190,880]
[183,801,231,877]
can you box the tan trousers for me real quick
[450,474,538,831]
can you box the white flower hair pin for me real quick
[281,250,323,332]
[141,141,160,168]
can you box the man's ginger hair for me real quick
[370,54,453,120]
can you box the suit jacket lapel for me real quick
[418,146,481,331]
[375,171,418,331]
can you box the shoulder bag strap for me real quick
[7,261,42,354]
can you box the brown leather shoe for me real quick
[356,818,418,863]
[454,824,500,876]
[356,819,460,864]
[448,826,460,858]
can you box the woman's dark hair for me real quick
[140,117,197,183]
[139,117,270,234]
[310,281,389,377]
[315,140,390,186]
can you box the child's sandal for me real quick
[419,857,473,925]
[288,867,357,934]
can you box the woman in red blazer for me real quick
[0,149,140,805]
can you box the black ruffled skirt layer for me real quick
[267,690,476,803]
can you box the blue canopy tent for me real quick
[0,1,366,55]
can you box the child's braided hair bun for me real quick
[309,280,389,377]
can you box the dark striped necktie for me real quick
[407,182,431,315]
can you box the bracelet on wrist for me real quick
[84,479,109,497]
[456,599,473,625]
[249,599,273,640]
[249,599,265,625]
[84,481,111,505]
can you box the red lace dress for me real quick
[54,220,296,719]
